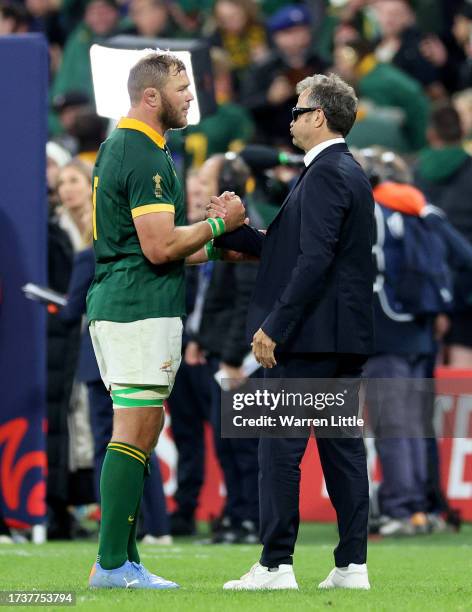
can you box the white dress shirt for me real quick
[303,137,345,167]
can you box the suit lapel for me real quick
[267,165,308,229]
[266,143,350,231]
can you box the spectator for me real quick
[168,48,255,170]
[57,159,94,250]
[412,2,472,94]
[163,0,214,36]
[453,88,472,152]
[357,149,436,536]
[241,3,326,145]
[51,90,91,151]
[166,171,213,536]
[451,0,472,89]
[372,0,443,96]
[414,104,472,366]
[193,154,260,544]
[69,106,109,165]
[47,141,72,208]
[315,0,378,63]
[0,1,31,34]
[50,0,122,122]
[127,0,181,38]
[46,160,81,540]
[207,0,269,92]
[333,38,429,151]
[25,0,66,45]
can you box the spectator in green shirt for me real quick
[49,0,123,134]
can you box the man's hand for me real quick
[220,362,247,390]
[184,341,207,365]
[267,76,293,105]
[252,328,277,369]
[434,313,450,341]
[206,191,234,219]
[206,192,248,232]
[221,249,259,262]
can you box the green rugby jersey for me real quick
[86,117,186,323]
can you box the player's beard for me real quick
[160,92,187,131]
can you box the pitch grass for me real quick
[0,524,471,612]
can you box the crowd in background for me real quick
[1,0,472,542]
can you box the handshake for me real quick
[206,191,248,233]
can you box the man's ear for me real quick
[143,87,159,109]
[312,108,325,129]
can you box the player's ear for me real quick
[143,87,159,109]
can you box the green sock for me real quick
[127,457,150,564]
[126,494,142,565]
[97,441,147,570]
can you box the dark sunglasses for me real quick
[291,106,322,122]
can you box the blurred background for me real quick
[0,0,471,547]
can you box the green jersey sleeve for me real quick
[125,154,176,219]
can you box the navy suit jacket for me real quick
[216,143,375,355]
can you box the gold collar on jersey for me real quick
[117,118,166,149]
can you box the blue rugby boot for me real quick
[89,560,179,589]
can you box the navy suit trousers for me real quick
[259,352,369,568]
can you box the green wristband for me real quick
[206,217,226,238]
[214,216,226,236]
[204,240,223,261]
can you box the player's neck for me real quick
[126,108,165,138]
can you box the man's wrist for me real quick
[206,217,226,238]
[204,239,223,261]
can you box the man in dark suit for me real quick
[211,73,374,590]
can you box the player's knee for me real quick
[110,384,168,449]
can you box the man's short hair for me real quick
[296,73,358,137]
[0,1,32,30]
[127,52,186,105]
[430,104,463,143]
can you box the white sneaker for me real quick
[379,518,414,537]
[318,563,370,590]
[223,562,299,590]
[141,534,173,545]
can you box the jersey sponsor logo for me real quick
[153,173,163,198]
